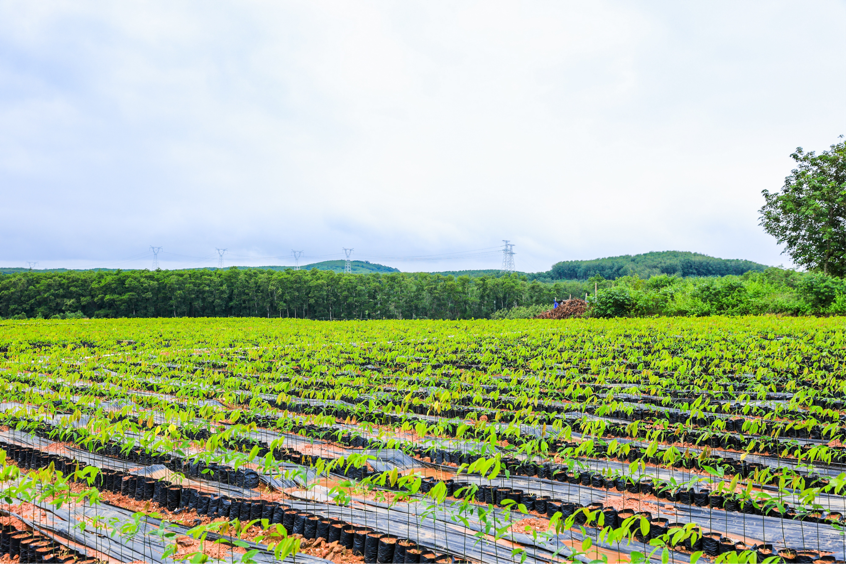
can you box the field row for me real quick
[1,317,845,564]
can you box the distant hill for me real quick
[0,267,113,275]
[309,260,399,274]
[429,269,527,278]
[240,261,399,274]
[1,261,399,276]
[1,252,766,279]
[540,251,768,281]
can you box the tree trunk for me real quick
[825,243,830,275]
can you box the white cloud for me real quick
[1,1,844,272]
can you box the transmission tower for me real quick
[292,250,304,271]
[343,248,354,274]
[26,261,38,271]
[501,240,516,273]
[216,248,227,268]
[150,246,162,270]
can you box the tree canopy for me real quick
[0,266,840,320]
[760,137,846,276]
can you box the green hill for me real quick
[1,261,399,276]
[430,252,768,281]
[428,269,528,278]
[2,267,36,275]
[541,251,768,281]
[310,260,399,274]
[240,261,399,274]
[1,252,766,279]
[1,267,112,275]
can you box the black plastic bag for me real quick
[364,532,384,563]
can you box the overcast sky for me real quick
[2,1,845,273]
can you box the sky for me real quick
[1,1,845,273]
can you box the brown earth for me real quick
[536,299,588,320]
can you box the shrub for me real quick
[490,304,548,319]
[690,277,749,315]
[798,273,844,313]
[590,287,634,318]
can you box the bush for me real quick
[829,293,846,315]
[689,277,749,315]
[644,274,680,291]
[798,274,844,313]
[490,304,548,319]
[590,287,634,318]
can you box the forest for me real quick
[0,268,548,320]
[544,250,767,281]
[431,251,768,281]
[0,265,841,320]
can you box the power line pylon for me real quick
[26,261,38,271]
[292,250,304,271]
[216,248,227,269]
[343,248,354,274]
[150,247,162,270]
[501,240,515,273]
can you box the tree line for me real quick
[2,266,844,320]
[0,268,588,320]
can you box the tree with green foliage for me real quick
[760,137,846,276]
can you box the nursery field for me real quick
[0,317,846,564]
